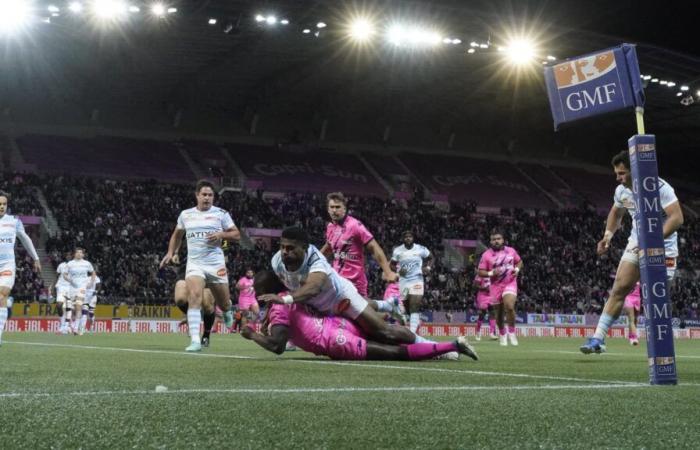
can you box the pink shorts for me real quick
[624,293,641,312]
[490,280,518,301]
[476,292,492,310]
[322,317,368,360]
[238,297,259,311]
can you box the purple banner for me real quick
[19,216,42,225]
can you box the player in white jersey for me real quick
[390,231,433,334]
[259,226,420,347]
[64,248,96,335]
[79,274,100,334]
[581,150,684,354]
[52,252,73,334]
[0,191,41,346]
[160,180,240,352]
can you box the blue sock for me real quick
[593,313,616,340]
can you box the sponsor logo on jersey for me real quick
[0,270,13,276]
[217,268,227,277]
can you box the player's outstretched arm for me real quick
[241,324,289,354]
[366,239,398,282]
[259,272,328,305]
[16,229,41,272]
[597,205,625,255]
[662,201,684,238]
[160,228,185,268]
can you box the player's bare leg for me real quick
[405,294,423,333]
[0,287,10,345]
[487,304,498,339]
[626,307,640,346]
[184,276,206,352]
[502,293,518,346]
[209,283,234,329]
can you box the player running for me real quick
[320,192,398,297]
[260,227,423,347]
[391,231,433,334]
[236,268,260,330]
[478,229,523,347]
[0,191,41,346]
[79,273,101,334]
[64,248,96,335]
[581,150,683,354]
[244,270,478,361]
[160,180,240,352]
[52,252,72,334]
[473,270,497,341]
[624,283,642,346]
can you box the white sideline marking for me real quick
[535,350,700,359]
[6,340,636,385]
[0,383,651,399]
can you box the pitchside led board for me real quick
[544,44,678,385]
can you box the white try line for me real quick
[5,340,637,386]
[534,350,700,359]
[0,383,652,400]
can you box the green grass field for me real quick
[1,332,699,449]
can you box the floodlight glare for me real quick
[505,38,535,65]
[651,78,659,83]
[0,0,33,34]
[151,3,165,17]
[167,7,176,13]
[254,14,265,22]
[280,19,289,25]
[48,5,59,12]
[349,18,374,42]
[317,21,326,28]
[680,86,689,91]
[93,0,127,19]
[467,48,475,54]
[128,5,139,12]
[302,28,310,34]
[266,15,277,25]
[546,55,556,61]
[452,38,461,44]
[667,82,676,87]
[208,18,216,25]
[69,2,83,12]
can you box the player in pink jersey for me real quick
[242,270,478,361]
[623,282,642,346]
[236,268,259,329]
[320,192,397,297]
[473,271,497,341]
[478,229,523,347]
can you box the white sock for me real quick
[66,309,72,325]
[374,300,394,313]
[413,334,436,344]
[188,308,201,343]
[0,307,7,342]
[409,313,420,333]
[80,314,88,332]
[59,313,66,330]
[593,313,616,340]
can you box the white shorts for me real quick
[620,240,677,280]
[88,295,97,309]
[55,286,71,303]
[399,280,425,299]
[309,277,368,320]
[71,286,88,300]
[186,262,229,285]
[0,265,15,289]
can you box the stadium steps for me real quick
[514,164,564,209]
[33,187,60,238]
[175,143,206,180]
[356,153,394,196]
[442,242,466,271]
[392,155,433,196]
[36,248,57,289]
[219,147,246,189]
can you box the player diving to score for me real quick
[161,180,240,352]
[244,270,478,361]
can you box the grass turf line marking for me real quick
[6,341,254,360]
[0,383,654,399]
[534,350,700,359]
[7,340,638,386]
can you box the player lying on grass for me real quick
[241,270,479,361]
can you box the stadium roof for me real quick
[1,0,698,172]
